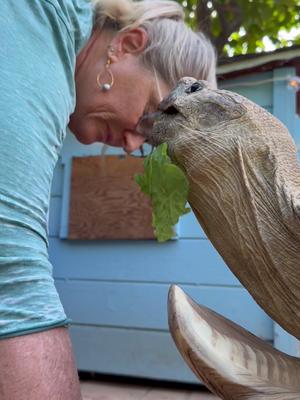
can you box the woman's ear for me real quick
[109,28,148,60]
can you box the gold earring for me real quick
[96,58,114,91]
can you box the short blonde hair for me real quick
[92,0,217,89]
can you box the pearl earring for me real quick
[96,57,114,92]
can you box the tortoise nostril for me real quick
[187,82,204,94]
[164,106,179,115]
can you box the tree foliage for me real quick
[179,0,300,57]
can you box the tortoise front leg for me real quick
[168,285,300,400]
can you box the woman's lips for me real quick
[101,123,124,148]
[100,122,146,152]
[123,130,146,153]
[102,122,113,145]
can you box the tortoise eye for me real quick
[186,82,204,94]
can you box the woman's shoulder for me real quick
[43,0,93,53]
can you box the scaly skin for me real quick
[144,78,300,399]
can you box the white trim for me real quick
[219,75,288,89]
[217,48,300,75]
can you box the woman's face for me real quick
[69,29,170,153]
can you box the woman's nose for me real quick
[123,130,146,154]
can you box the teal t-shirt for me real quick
[0,0,93,337]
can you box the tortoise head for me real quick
[138,77,247,148]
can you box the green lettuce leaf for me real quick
[135,143,190,242]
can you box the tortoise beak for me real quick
[135,111,162,143]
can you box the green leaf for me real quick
[135,143,190,242]
[176,0,300,57]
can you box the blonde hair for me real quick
[92,0,217,89]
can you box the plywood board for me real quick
[68,155,155,240]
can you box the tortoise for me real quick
[140,78,300,399]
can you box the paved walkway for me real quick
[80,380,219,400]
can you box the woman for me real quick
[0,0,216,398]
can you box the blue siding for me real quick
[273,68,296,132]
[271,67,300,354]
[54,280,272,339]
[219,71,273,108]
[48,66,299,382]
[69,326,199,383]
[274,324,300,357]
[49,197,62,237]
[219,70,273,112]
[51,239,239,286]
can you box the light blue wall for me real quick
[49,66,299,382]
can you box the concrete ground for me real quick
[80,380,219,400]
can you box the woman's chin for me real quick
[69,129,96,145]
[78,136,95,145]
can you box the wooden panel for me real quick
[50,238,240,286]
[68,155,155,240]
[70,325,199,383]
[59,135,147,239]
[55,280,273,339]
